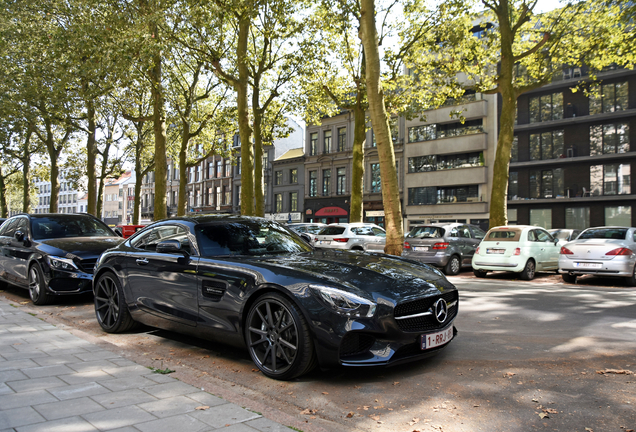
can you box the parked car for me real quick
[92,215,458,380]
[549,229,582,243]
[402,223,486,275]
[313,223,386,252]
[471,225,560,280]
[558,226,636,285]
[287,223,326,244]
[0,213,124,305]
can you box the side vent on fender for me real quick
[202,280,227,301]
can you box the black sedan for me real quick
[93,215,458,380]
[0,213,124,305]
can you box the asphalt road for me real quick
[2,271,635,432]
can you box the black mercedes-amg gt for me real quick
[93,215,458,380]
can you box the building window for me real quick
[336,168,346,195]
[589,81,628,115]
[530,209,552,229]
[408,152,482,173]
[195,190,201,207]
[275,171,283,185]
[529,130,564,160]
[225,160,231,177]
[309,171,317,197]
[566,207,590,230]
[529,169,564,198]
[370,163,381,193]
[337,127,346,152]
[511,136,518,162]
[590,164,631,196]
[290,168,298,184]
[224,186,230,205]
[408,185,479,205]
[323,130,332,154]
[236,157,241,175]
[407,119,483,143]
[322,169,331,196]
[208,188,213,206]
[290,192,298,212]
[590,123,630,155]
[310,133,317,156]
[605,206,631,226]
[275,194,282,213]
[529,92,563,123]
[208,163,213,179]
[216,160,223,178]
[263,153,269,171]
[236,185,241,206]
[508,172,518,198]
[216,187,221,207]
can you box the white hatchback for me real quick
[471,225,560,280]
[313,223,386,252]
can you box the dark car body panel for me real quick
[94,215,458,370]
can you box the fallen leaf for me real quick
[585,428,593,432]
[300,409,317,415]
[369,415,380,421]
[310,416,316,419]
[322,392,329,395]
[195,406,209,410]
[408,418,420,426]
[346,412,354,418]
[543,408,558,414]
[517,381,523,385]
[596,369,633,375]
[539,413,549,419]
[532,398,539,402]
[363,406,370,410]
[393,382,400,385]
[473,404,480,407]
[504,372,516,377]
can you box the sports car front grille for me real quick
[77,258,98,274]
[339,333,376,358]
[394,291,458,333]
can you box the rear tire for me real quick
[94,272,136,333]
[625,265,636,287]
[520,259,536,281]
[444,255,461,276]
[562,273,577,284]
[29,264,53,306]
[473,269,488,278]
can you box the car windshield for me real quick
[483,228,521,241]
[31,216,116,240]
[406,226,444,239]
[305,226,323,234]
[196,221,312,257]
[578,228,628,240]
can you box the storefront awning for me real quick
[315,206,348,217]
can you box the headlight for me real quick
[48,256,79,271]
[309,284,376,318]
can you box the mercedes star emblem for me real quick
[433,299,448,323]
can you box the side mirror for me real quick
[14,230,25,242]
[156,239,189,258]
[554,238,559,245]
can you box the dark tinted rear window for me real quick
[319,227,346,235]
[406,226,444,238]
[578,228,628,240]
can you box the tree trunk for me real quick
[237,13,254,216]
[149,24,167,221]
[177,141,188,216]
[133,159,143,225]
[0,167,7,217]
[358,0,404,255]
[253,101,264,216]
[44,120,61,214]
[85,95,98,216]
[350,104,366,223]
[21,127,34,213]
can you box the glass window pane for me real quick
[541,132,552,160]
[616,82,628,111]
[589,85,601,115]
[540,95,552,122]
[530,134,541,160]
[530,209,552,229]
[590,125,603,156]
[511,136,518,162]
[529,170,540,198]
[590,165,603,196]
[604,124,617,154]
[605,206,631,226]
[554,168,564,197]
[553,131,564,159]
[552,93,563,120]
[619,164,631,195]
[541,170,553,198]
[508,172,518,198]
[566,207,589,230]
[618,123,630,153]
[602,83,616,113]
[529,97,539,123]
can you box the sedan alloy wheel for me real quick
[94,273,136,333]
[29,265,52,305]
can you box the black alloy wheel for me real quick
[245,293,315,380]
[29,264,52,306]
[444,255,461,276]
[94,272,136,333]
[520,259,536,280]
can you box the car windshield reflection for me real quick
[196,221,313,257]
[32,216,117,240]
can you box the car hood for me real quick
[37,236,125,258]
[229,250,455,303]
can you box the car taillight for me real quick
[514,248,521,255]
[333,238,349,243]
[404,242,411,249]
[475,246,480,254]
[433,242,449,250]
[606,248,633,256]
[560,247,574,255]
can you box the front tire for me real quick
[245,293,316,380]
[94,272,136,333]
[520,259,536,280]
[625,265,636,287]
[444,255,461,275]
[29,264,53,306]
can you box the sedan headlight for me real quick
[309,284,376,318]
[48,256,79,271]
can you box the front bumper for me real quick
[44,268,94,295]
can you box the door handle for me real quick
[136,258,149,265]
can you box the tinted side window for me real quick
[458,226,471,238]
[472,227,486,239]
[371,227,386,237]
[15,218,28,235]
[536,230,552,242]
[320,227,346,236]
[527,230,538,242]
[355,227,375,236]
[130,228,159,250]
[449,228,459,237]
[0,219,17,237]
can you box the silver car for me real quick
[402,223,486,275]
[558,226,636,285]
[287,223,326,244]
[314,223,386,252]
[548,229,582,244]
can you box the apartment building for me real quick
[33,170,81,214]
[103,171,132,226]
[270,148,304,223]
[509,66,636,229]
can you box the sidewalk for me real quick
[0,299,290,432]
